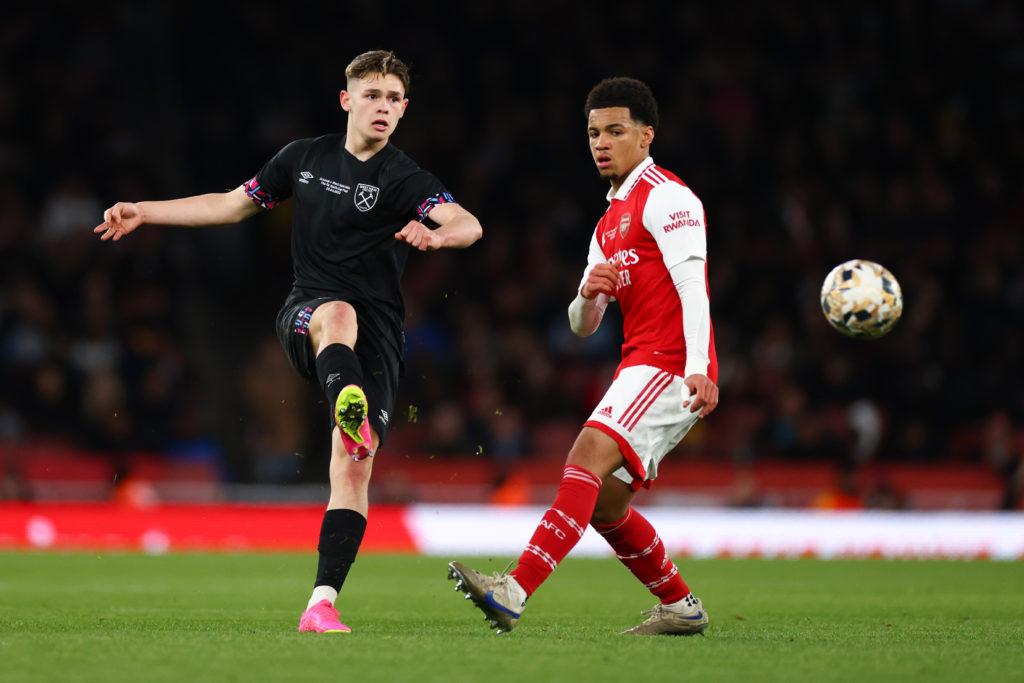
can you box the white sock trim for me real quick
[663,593,700,615]
[507,576,528,610]
[308,585,339,609]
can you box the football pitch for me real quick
[1,553,1022,682]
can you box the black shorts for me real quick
[275,290,403,443]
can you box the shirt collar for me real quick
[606,156,655,202]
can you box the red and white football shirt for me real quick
[580,157,718,382]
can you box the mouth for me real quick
[595,154,612,169]
[371,119,389,132]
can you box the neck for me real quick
[345,127,388,161]
[609,158,645,195]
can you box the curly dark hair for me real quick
[583,77,659,130]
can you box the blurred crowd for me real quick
[1,2,1021,508]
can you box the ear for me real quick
[339,90,351,112]
[398,98,409,119]
[641,125,655,148]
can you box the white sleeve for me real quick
[670,257,711,378]
[575,228,610,294]
[642,182,707,269]
[568,229,611,337]
[568,292,610,337]
[644,181,711,376]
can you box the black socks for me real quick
[315,343,363,409]
[314,508,368,591]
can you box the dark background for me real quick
[1,2,1021,503]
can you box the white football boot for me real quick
[621,594,709,635]
[447,561,527,634]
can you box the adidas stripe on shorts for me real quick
[583,364,701,490]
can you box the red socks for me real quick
[593,507,689,604]
[508,469,688,605]
[510,465,602,596]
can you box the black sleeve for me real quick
[392,169,453,222]
[243,140,306,209]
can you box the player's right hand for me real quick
[95,202,143,241]
[581,263,619,299]
[683,373,719,418]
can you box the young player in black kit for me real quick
[95,51,483,633]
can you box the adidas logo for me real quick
[598,406,614,418]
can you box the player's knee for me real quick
[590,501,627,526]
[590,474,633,525]
[324,301,358,334]
[591,488,631,525]
[312,301,358,350]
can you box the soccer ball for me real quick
[820,259,903,339]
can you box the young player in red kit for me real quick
[449,77,718,635]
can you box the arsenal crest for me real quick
[354,183,380,212]
[619,213,631,238]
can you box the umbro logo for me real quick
[299,171,313,184]
[598,406,613,418]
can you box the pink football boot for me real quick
[298,599,351,633]
[334,384,374,461]
[341,417,374,461]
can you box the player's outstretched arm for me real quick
[95,185,261,241]
[394,202,482,251]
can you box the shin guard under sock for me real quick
[314,508,367,592]
[510,465,602,596]
[593,506,689,604]
[315,343,363,410]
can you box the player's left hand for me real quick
[683,373,718,418]
[395,220,442,251]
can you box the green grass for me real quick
[1,554,1022,682]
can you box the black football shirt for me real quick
[245,133,452,341]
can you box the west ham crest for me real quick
[354,183,380,212]
[619,213,631,238]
